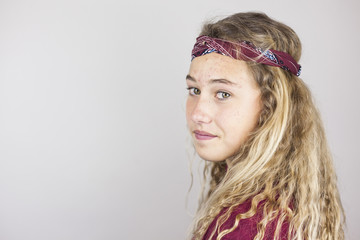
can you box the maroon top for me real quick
[202,199,290,240]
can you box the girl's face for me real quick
[186,53,262,162]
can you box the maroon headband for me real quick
[191,35,301,76]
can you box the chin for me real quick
[197,151,227,162]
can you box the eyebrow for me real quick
[186,74,237,85]
[186,74,196,82]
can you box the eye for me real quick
[187,87,201,96]
[216,91,231,100]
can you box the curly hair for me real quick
[188,12,345,240]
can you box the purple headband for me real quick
[191,35,301,76]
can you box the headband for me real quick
[191,35,301,76]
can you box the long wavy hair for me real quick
[189,12,345,240]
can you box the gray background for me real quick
[0,0,359,239]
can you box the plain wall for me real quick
[0,0,359,239]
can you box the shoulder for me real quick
[224,204,290,240]
[204,199,290,240]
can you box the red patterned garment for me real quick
[191,35,301,76]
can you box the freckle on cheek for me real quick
[233,110,242,117]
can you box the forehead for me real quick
[188,53,253,84]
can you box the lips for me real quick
[194,130,217,140]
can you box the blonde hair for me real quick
[189,12,345,240]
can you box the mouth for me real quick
[193,130,217,140]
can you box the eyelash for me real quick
[216,91,231,100]
[186,87,231,100]
[187,87,201,96]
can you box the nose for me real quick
[189,97,212,124]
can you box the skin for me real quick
[186,53,262,162]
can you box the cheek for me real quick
[217,104,259,142]
[185,98,193,124]
[215,109,240,137]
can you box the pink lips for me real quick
[194,130,217,140]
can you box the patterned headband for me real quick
[191,35,301,76]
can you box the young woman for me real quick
[186,12,345,240]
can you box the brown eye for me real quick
[187,87,201,96]
[216,91,231,100]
